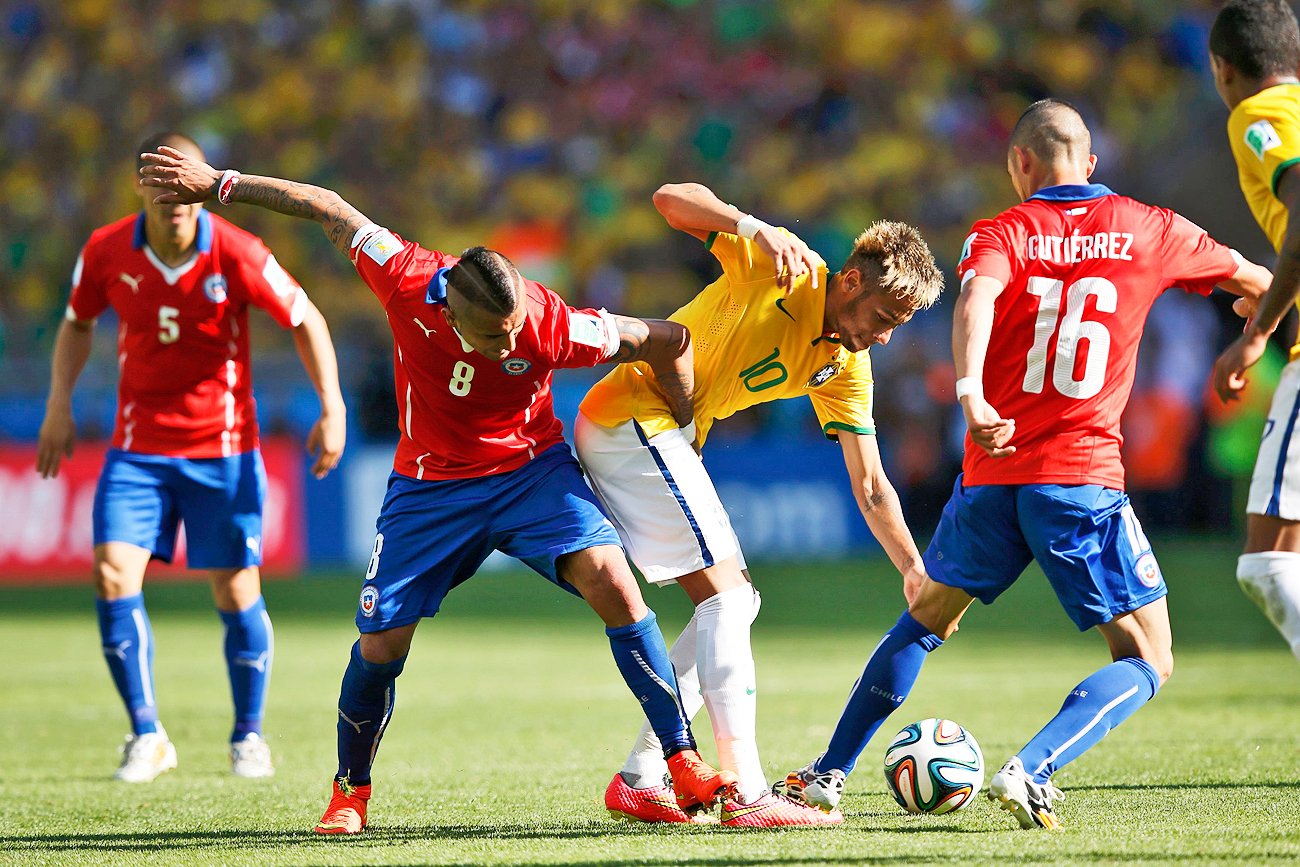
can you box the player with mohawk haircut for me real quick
[140,147,732,833]
[578,182,942,828]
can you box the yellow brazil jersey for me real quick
[1228,83,1300,254]
[580,229,876,447]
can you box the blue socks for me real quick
[1017,656,1160,783]
[96,593,160,736]
[220,596,274,743]
[335,640,406,785]
[605,609,694,756]
[817,611,944,776]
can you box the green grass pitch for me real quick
[3,538,1298,865]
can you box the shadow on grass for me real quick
[1068,780,1300,793]
[4,819,1289,865]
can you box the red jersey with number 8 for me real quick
[957,184,1241,490]
[66,210,308,458]
[349,224,620,480]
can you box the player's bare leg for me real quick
[558,545,735,810]
[94,542,177,782]
[1238,514,1300,661]
[315,621,417,835]
[208,566,275,777]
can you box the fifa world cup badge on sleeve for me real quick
[359,586,379,618]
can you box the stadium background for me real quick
[0,0,1295,576]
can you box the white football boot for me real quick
[230,733,275,778]
[988,757,1065,829]
[114,728,178,783]
[783,760,847,812]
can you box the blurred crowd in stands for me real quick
[0,0,1288,530]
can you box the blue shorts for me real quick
[356,443,623,632]
[93,448,267,569]
[923,475,1166,631]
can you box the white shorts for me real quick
[1248,358,1300,520]
[573,413,744,584]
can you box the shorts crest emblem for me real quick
[1135,553,1162,589]
[359,585,379,618]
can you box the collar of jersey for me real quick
[1027,183,1115,202]
[426,266,451,305]
[132,209,213,252]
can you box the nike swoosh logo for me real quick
[745,687,756,695]
[775,298,795,322]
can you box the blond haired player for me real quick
[1211,0,1300,662]
[577,182,942,827]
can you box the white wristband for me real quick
[736,214,770,240]
[955,377,983,401]
[216,169,241,205]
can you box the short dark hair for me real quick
[136,131,203,169]
[446,247,520,315]
[1210,0,1300,81]
[1009,98,1091,163]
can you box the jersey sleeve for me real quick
[705,227,823,289]
[538,288,621,369]
[65,242,108,322]
[349,223,424,308]
[957,218,1013,289]
[1158,211,1240,296]
[1229,103,1300,201]
[231,238,309,328]
[808,353,876,440]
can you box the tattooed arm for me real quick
[608,316,694,429]
[138,146,371,256]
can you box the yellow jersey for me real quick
[1228,83,1300,254]
[580,229,876,446]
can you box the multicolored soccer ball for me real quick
[883,718,984,814]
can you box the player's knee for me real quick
[1150,648,1173,685]
[93,559,139,600]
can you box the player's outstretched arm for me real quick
[838,432,926,604]
[291,299,347,479]
[953,274,1015,457]
[1214,172,1300,401]
[36,318,94,478]
[608,315,694,429]
[139,146,372,256]
[652,182,818,290]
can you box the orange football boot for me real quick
[666,749,737,809]
[313,777,371,835]
[604,772,718,824]
[720,788,844,828]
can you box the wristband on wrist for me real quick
[954,377,983,401]
[736,214,771,240]
[217,169,241,205]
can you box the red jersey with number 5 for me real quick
[349,224,620,480]
[66,210,307,458]
[957,184,1241,490]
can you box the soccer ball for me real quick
[883,718,984,814]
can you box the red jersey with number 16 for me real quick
[66,210,307,458]
[349,224,620,480]
[957,184,1241,490]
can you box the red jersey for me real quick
[67,210,307,458]
[349,224,620,480]
[957,184,1240,490]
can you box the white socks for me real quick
[621,584,766,800]
[1238,552,1300,661]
